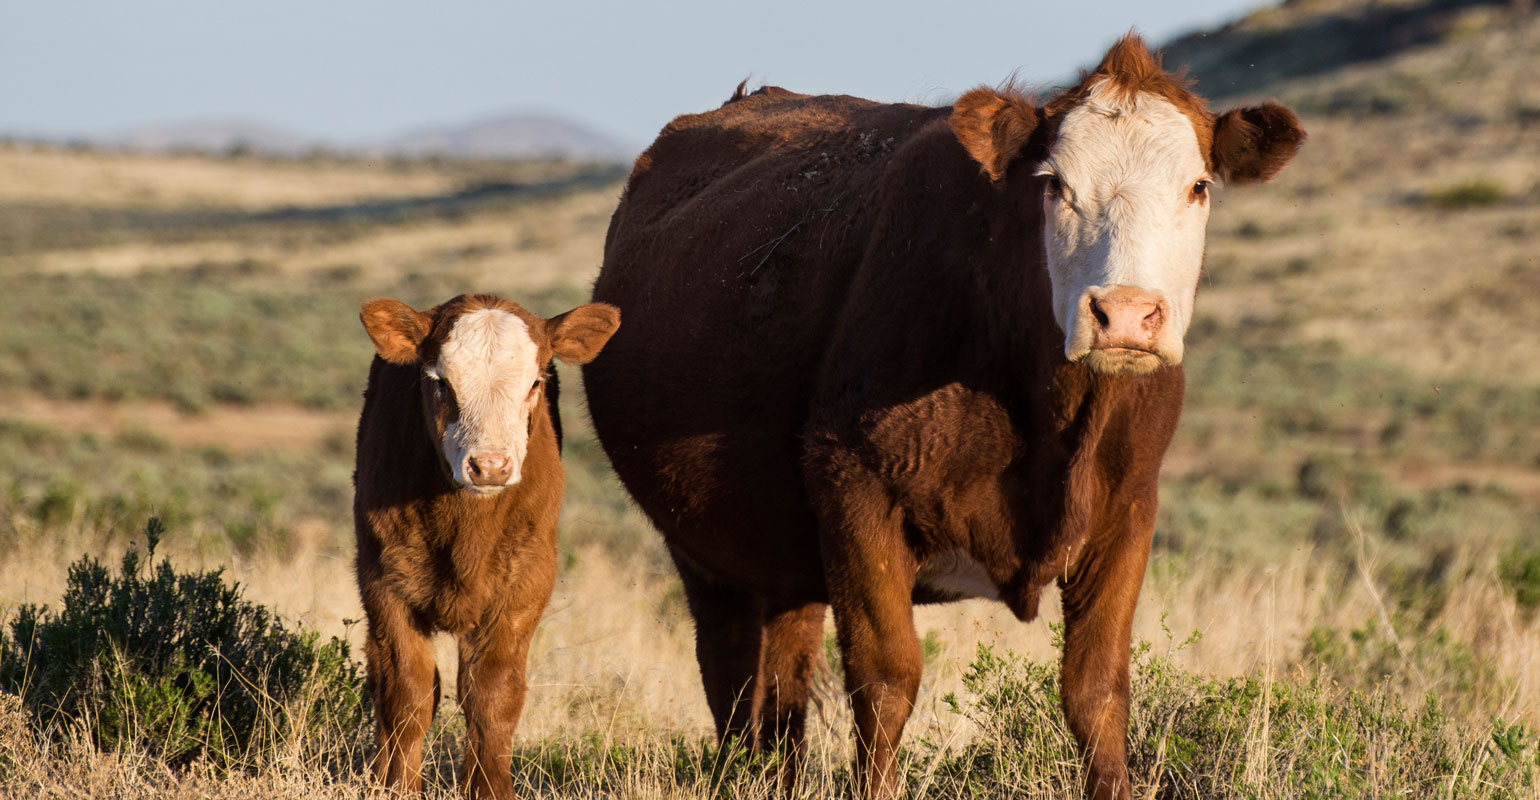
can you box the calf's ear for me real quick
[951,88,1042,182]
[548,303,620,365]
[1211,102,1306,185]
[360,299,431,365]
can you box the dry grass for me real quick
[0,145,464,210]
[4,528,1537,798]
[6,519,1538,735]
[0,182,619,289]
[0,397,351,456]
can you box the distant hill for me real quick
[383,112,635,162]
[84,110,635,163]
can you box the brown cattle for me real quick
[583,36,1303,800]
[354,293,618,798]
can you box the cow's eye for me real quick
[1192,180,1210,199]
[1046,175,1063,195]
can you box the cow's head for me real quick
[952,34,1305,375]
[360,294,619,493]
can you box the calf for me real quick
[354,293,618,798]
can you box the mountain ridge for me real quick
[48,109,637,163]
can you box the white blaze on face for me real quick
[434,308,540,492]
[1040,79,1211,369]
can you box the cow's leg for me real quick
[671,550,768,749]
[758,601,827,791]
[456,572,553,799]
[1058,505,1154,800]
[813,475,920,800]
[364,596,437,793]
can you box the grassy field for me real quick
[3,1,1540,795]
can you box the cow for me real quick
[353,293,618,798]
[582,35,1304,800]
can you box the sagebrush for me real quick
[0,517,366,767]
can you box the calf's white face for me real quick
[359,294,621,496]
[428,309,542,493]
[1039,80,1211,375]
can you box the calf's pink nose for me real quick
[1088,286,1166,350]
[467,453,513,486]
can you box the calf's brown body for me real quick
[585,37,1301,800]
[354,293,617,798]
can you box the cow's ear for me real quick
[952,88,1042,182]
[1211,101,1306,185]
[360,298,431,365]
[548,303,620,365]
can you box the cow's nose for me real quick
[466,453,513,486]
[1087,286,1166,350]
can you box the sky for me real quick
[0,0,1264,148]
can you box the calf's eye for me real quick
[1192,180,1210,198]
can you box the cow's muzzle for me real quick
[1076,285,1171,375]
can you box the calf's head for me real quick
[952,34,1305,375]
[360,294,619,493]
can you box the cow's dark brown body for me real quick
[586,38,1300,800]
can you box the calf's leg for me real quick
[364,598,437,792]
[1058,505,1154,800]
[457,572,553,799]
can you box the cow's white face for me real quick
[426,309,543,493]
[952,35,1304,378]
[1038,80,1211,375]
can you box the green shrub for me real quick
[0,420,349,554]
[1306,616,1506,716]
[1423,180,1506,210]
[0,518,366,767]
[917,640,1538,799]
[1235,219,1267,238]
[1500,546,1540,613]
[1295,453,1389,507]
